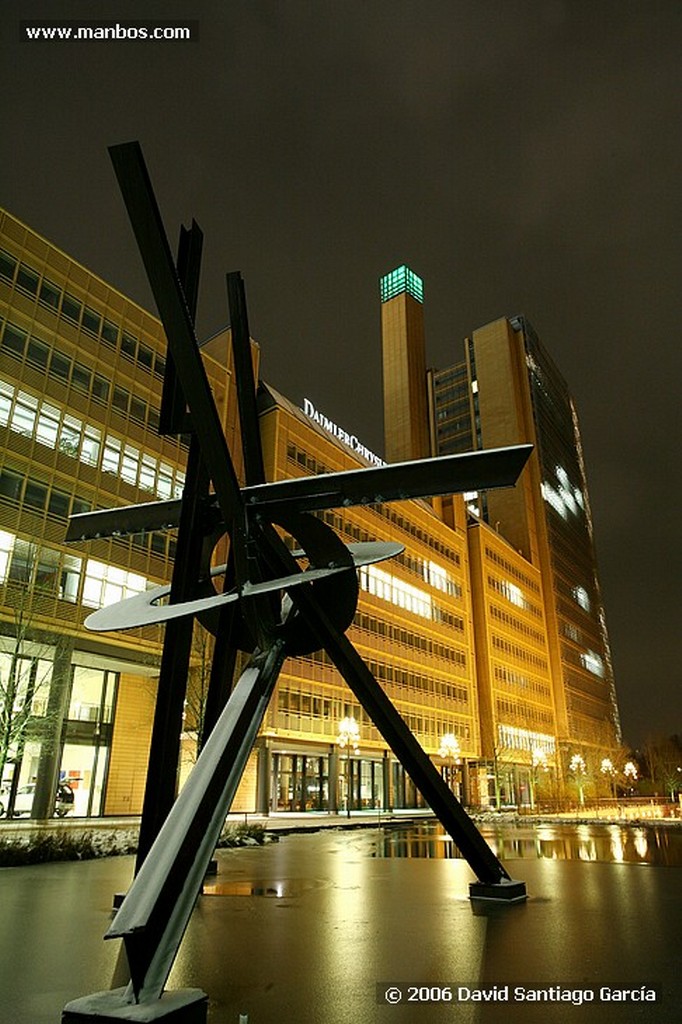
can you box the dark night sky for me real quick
[2,1,680,747]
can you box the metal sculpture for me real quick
[63,142,529,1023]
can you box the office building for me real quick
[421,291,620,758]
[0,215,620,821]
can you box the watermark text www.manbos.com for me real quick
[20,21,199,43]
[377,984,659,1005]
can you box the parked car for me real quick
[0,782,74,817]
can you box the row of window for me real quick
[0,375,186,500]
[489,603,546,645]
[359,563,432,622]
[0,466,91,521]
[297,642,470,695]
[0,248,166,380]
[0,316,163,432]
[484,545,541,594]
[495,697,554,730]
[496,723,556,755]
[321,508,463,599]
[0,465,176,566]
[365,656,470,701]
[353,610,465,662]
[0,529,148,609]
[491,633,548,671]
[0,646,118,729]
[486,573,542,618]
[493,664,551,700]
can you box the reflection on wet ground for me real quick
[203,876,330,897]
[375,821,682,865]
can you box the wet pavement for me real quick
[0,823,680,1023]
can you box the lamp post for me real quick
[623,760,638,796]
[337,716,360,818]
[438,733,461,797]
[569,753,586,807]
[600,757,617,799]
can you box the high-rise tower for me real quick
[380,266,430,463]
[432,315,621,752]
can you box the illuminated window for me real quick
[581,650,604,678]
[82,559,147,609]
[497,724,555,755]
[573,585,590,612]
[11,392,38,435]
[379,265,424,304]
[36,404,61,448]
[121,445,140,485]
[0,530,14,583]
[359,564,433,620]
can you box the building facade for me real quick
[423,292,621,763]
[0,216,621,821]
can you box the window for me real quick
[139,455,157,492]
[11,393,38,435]
[71,363,92,393]
[35,404,60,448]
[82,559,147,609]
[26,338,50,369]
[50,351,71,382]
[112,387,128,414]
[102,438,121,475]
[121,333,137,360]
[0,530,14,583]
[101,320,119,347]
[137,343,154,370]
[0,469,22,500]
[0,250,17,281]
[91,374,109,403]
[81,426,101,465]
[2,323,27,357]
[23,479,48,512]
[59,416,82,456]
[120,445,139,485]
[81,307,101,336]
[16,265,39,295]
[0,381,11,426]
[48,489,71,519]
[129,396,146,424]
[60,554,82,602]
[61,295,82,324]
[39,280,61,309]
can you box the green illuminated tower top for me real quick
[380,265,424,304]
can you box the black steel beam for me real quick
[159,222,203,435]
[256,521,517,887]
[65,444,532,544]
[243,444,533,516]
[136,222,210,871]
[108,142,250,591]
[226,271,266,488]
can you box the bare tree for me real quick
[0,543,61,817]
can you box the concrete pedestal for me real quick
[62,987,208,1023]
[469,878,527,902]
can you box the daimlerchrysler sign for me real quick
[302,398,386,467]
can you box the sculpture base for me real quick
[469,878,527,902]
[62,987,208,1023]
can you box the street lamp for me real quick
[438,733,461,796]
[600,757,616,799]
[569,753,587,807]
[337,716,360,818]
[623,760,638,796]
